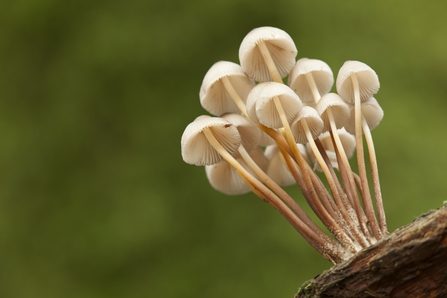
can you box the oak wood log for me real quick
[295,204,447,298]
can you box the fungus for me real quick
[288,58,334,104]
[336,61,385,237]
[200,61,255,116]
[239,26,297,83]
[181,26,390,263]
[205,147,268,195]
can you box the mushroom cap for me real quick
[205,160,251,195]
[319,129,356,159]
[290,106,324,144]
[205,146,268,195]
[246,82,302,129]
[265,144,307,187]
[316,93,350,133]
[181,115,241,166]
[200,61,255,116]
[306,145,338,172]
[345,97,384,134]
[288,58,334,104]
[221,113,261,153]
[239,26,298,82]
[336,60,380,104]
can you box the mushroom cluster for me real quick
[181,26,386,263]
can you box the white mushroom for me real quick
[205,147,268,195]
[288,58,334,104]
[239,26,297,83]
[200,61,255,116]
[344,97,384,135]
[221,113,261,154]
[335,61,385,238]
[246,82,302,129]
[181,115,241,166]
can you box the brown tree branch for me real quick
[295,204,447,298]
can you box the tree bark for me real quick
[295,204,447,298]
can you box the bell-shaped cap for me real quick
[205,147,268,195]
[239,26,298,82]
[264,144,307,187]
[246,82,302,129]
[290,106,324,144]
[344,97,384,134]
[316,93,350,133]
[306,144,338,172]
[288,58,334,104]
[319,129,356,159]
[221,113,261,153]
[200,61,255,116]
[181,115,241,166]
[336,60,380,104]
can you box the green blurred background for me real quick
[1,0,446,297]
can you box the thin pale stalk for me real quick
[327,110,371,241]
[257,41,283,83]
[273,98,356,250]
[221,76,249,117]
[238,146,326,238]
[315,139,370,248]
[352,73,382,239]
[362,119,387,235]
[333,142,373,243]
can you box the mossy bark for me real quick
[295,204,447,298]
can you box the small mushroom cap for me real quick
[205,161,250,195]
[344,97,384,134]
[246,82,302,129]
[221,113,261,153]
[205,147,268,195]
[258,129,277,146]
[181,115,241,166]
[306,145,338,172]
[288,58,334,103]
[319,129,356,159]
[336,60,380,104]
[265,144,307,187]
[316,93,350,133]
[200,61,255,116]
[239,26,298,82]
[290,106,324,144]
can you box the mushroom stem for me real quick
[257,41,283,83]
[352,73,382,239]
[328,126,372,241]
[362,118,387,235]
[272,97,357,250]
[305,72,322,103]
[202,127,345,261]
[301,120,362,243]
[221,76,249,117]
[238,145,327,238]
[221,76,295,158]
[327,111,371,238]
[304,72,367,243]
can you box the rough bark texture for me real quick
[295,204,447,298]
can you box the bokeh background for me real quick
[1,0,447,297]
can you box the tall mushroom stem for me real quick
[362,118,387,235]
[238,145,328,239]
[257,41,283,83]
[202,127,347,262]
[352,74,382,239]
[272,97,357,250]
[304,73,368,246]
[221,76,249,117]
